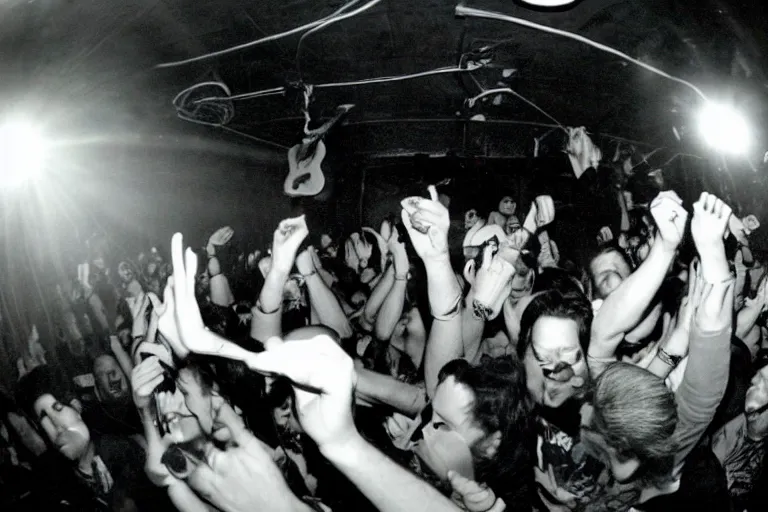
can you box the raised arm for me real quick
[250,335,466,512]
[402,187,463,398]
[590,191,687,364]
[375,234,409,341]
[251,216,309,343]
[296,246,353,339]
[673,192,734,468]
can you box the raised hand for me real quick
[130,354,166,411]
[401,185,451,262]
[691,193,731,283]
[449,470,505,512]
[152,278,188,360]
[207,226,234,256]
[691,192,731,251]
[170,234,255,362]
[248,334,357,453]
[186,404,300,512]
[597,226,614,245]
[466,245,516,321]
[650,190,688,252]
[271,216,309,275]
[743,214,760,232]
[728,215,751,247]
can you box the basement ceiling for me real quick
[1,0,768,155]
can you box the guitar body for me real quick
[284,140,327,197]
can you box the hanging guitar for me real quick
[284,87,354,197]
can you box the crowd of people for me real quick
[1,167,768,512]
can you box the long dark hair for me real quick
[438,356,534,494]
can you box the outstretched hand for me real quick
[448,470,506,512]
[650,190,687,252]
[271,216,309,275]
[691,193,731,284]
[401,185,450,263]
[247,334,358,453]
[186,404,299,512]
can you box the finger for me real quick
[482,243,494,270]
[410,211,438,229]
[184,248,198,295]
[171,233,186,298]
[250,336,343,391]
[448,470,482,495]
[428,185,438,202]
[400,209,414,233]
[214,402,252,447]
[137,374,165,395]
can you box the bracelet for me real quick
[394,274,408,281]
[301,269,318,278]
[657,347,683,368]
[471,299,493,321]
[432,294,462,321]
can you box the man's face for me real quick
[499,196,516,216]
[159,367,230,444]
[118,262,135,284]
[746,366,768,414]
[579,404,640,483]
[33,394,90,460]
[93,355,128,402]
[429,376,486,450]
[589,250,632,299]
[746,365,768,438]
[524,316,588,408]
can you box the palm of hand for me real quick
[691,193,731,247]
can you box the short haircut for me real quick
[590,362,678,486]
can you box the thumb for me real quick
[214,402,252,447]
[448,470,480,496]
[488,498,507,512]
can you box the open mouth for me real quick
[108,379,123,395]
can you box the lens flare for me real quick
[698,102,751,155]
[0,120,47,188]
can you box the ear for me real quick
[478,430,502,459]
[463,260,476,286]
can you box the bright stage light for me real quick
[0,120,47,188]
[698,102,751,155]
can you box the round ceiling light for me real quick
[520,0,578,6]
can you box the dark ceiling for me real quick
[2,0,768,156]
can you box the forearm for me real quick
[425,256,462,318]
[87,293,110,331]
[322,434,461,512]
[591,241,675,357]
[260,268,290,314]
[736,300,763,340]
[209,274,235,307]
[355,368,426,416]
[365,264,395,322]
[305,274,353,338]
[425,314,463,399]
[461,305,485,364]
[374,280,407,341]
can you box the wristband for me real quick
[471,299,493,321]
[432,294,462,321]
[657,347,683,368]
[394,274,408,281]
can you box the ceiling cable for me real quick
[190,63,483,105]
[465,82,567,132]
[454,4,710,102]
[156,0,383,68]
